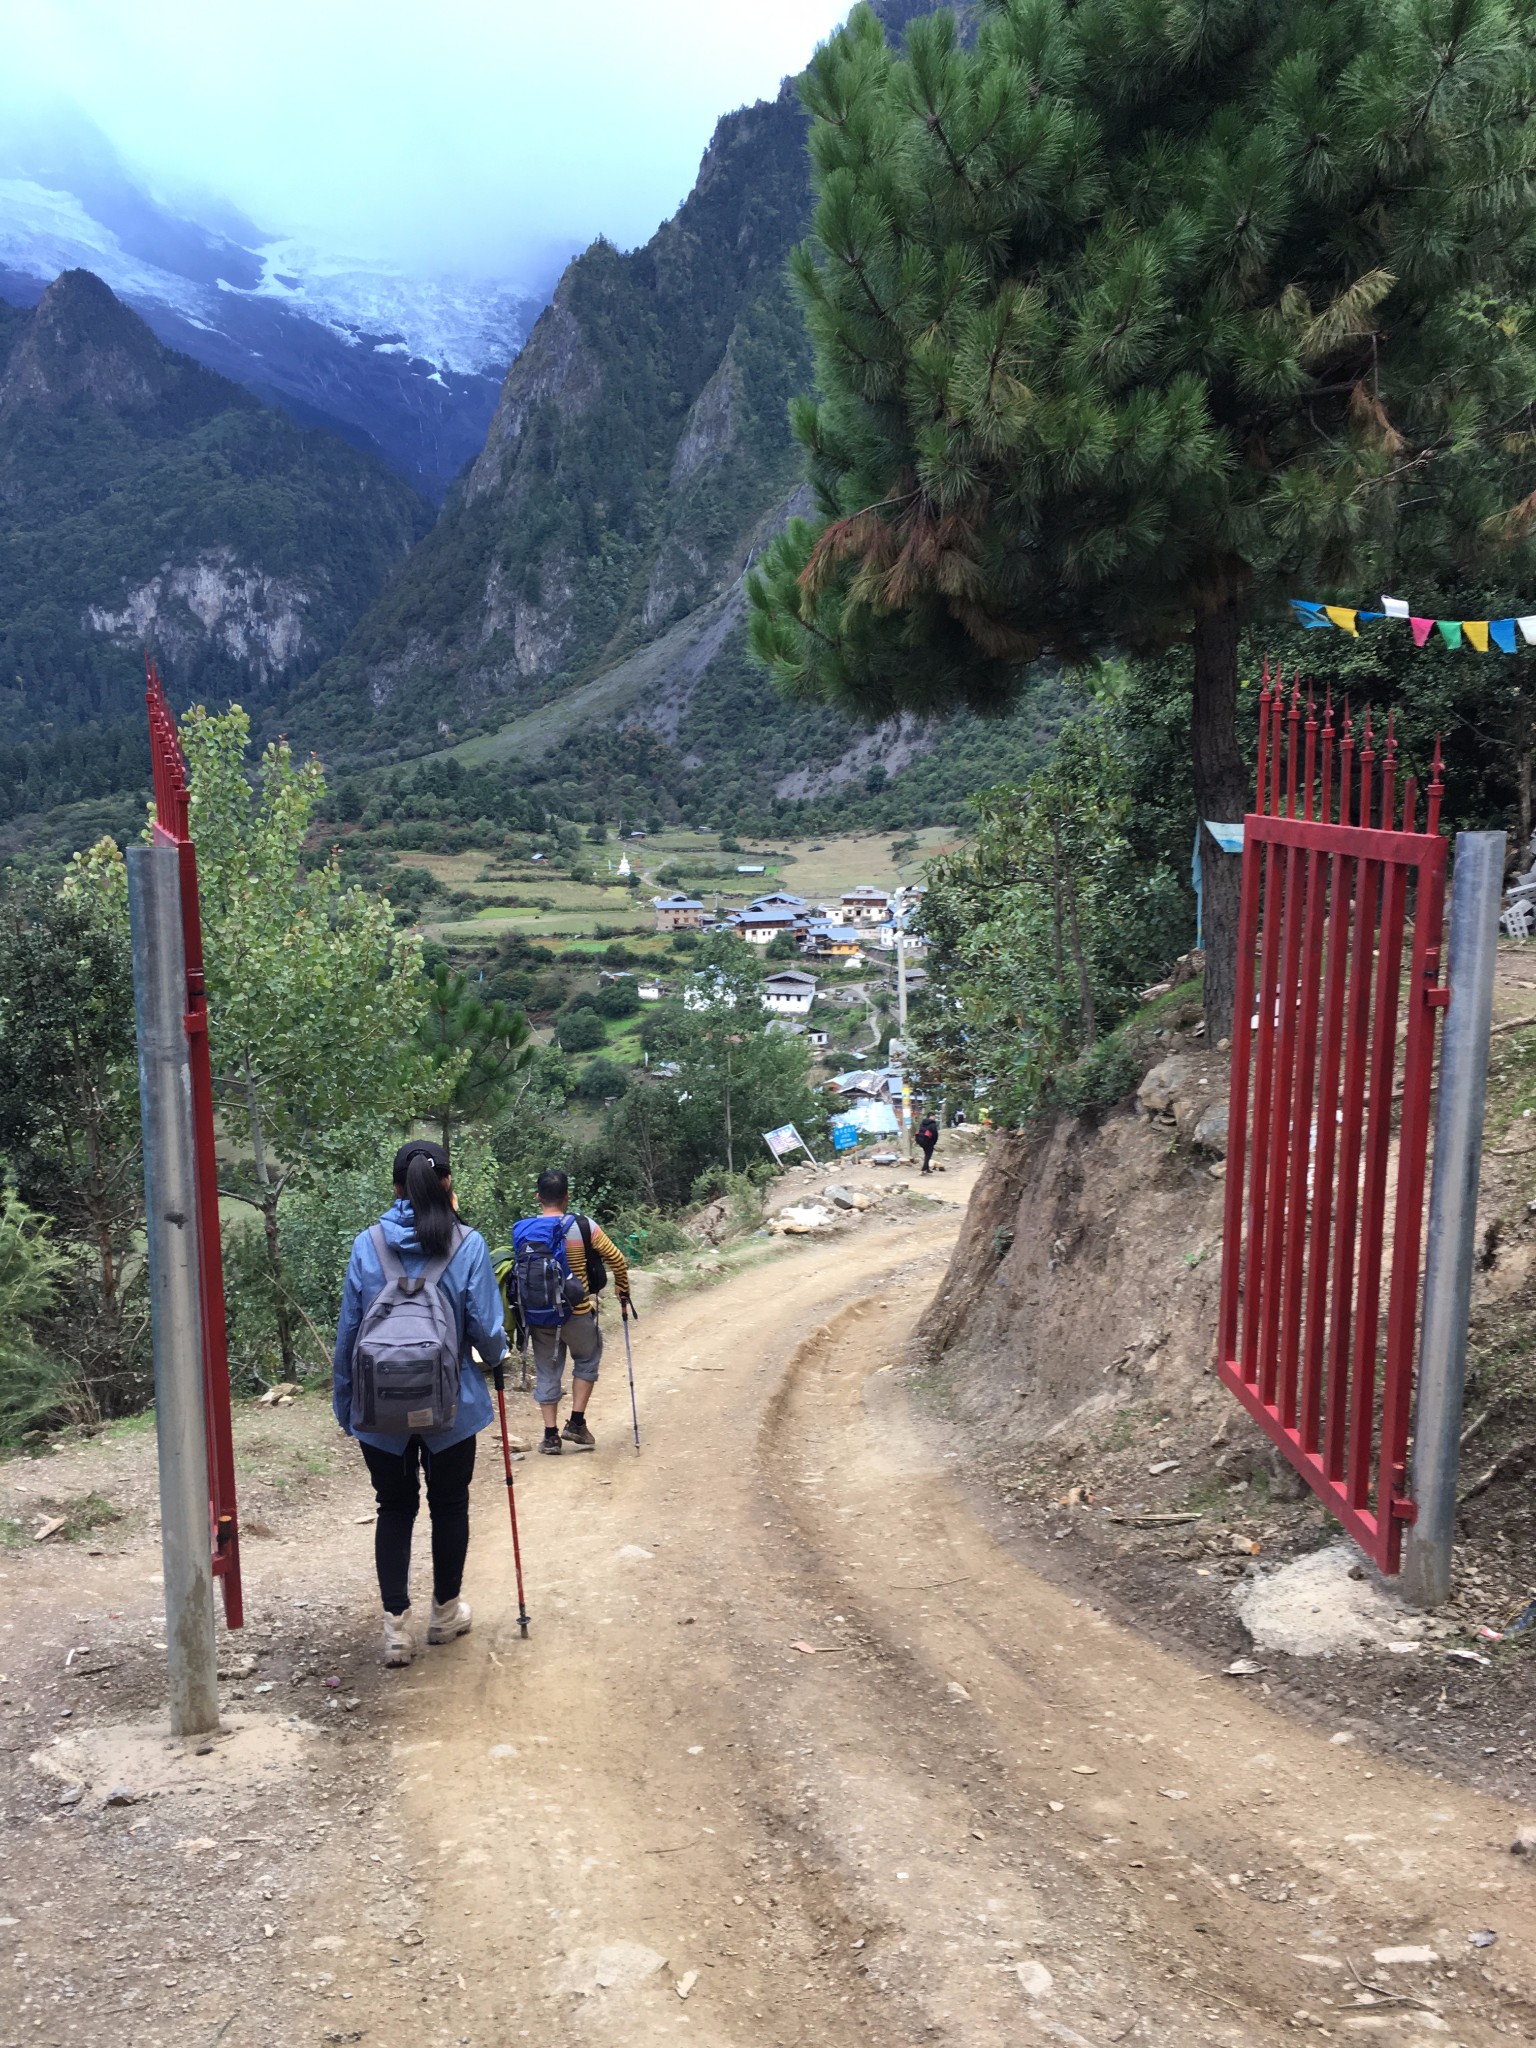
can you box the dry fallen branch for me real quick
[1460,1437,1536,1503]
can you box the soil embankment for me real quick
[920,947,1536,1806]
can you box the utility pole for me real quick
[127,842,221,1737]
[1401,832,1503,1608]
[893,885,912,1159]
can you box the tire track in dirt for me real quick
[756,1283,1536,2045]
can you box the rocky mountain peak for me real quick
[0,267,238,426]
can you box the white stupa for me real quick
[617,853,631,876]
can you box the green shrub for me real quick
[556,1009,606,1053]
[0,1192,77,1441]
[593,979,641,1019]
[575,1058,630,1102]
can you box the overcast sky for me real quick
[4,0,854,279]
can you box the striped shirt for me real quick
[560,1216,630,1315]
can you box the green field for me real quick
[388,825,964,945]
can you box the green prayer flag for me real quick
[1436,619,1463,650]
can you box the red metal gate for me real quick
[1217,671,1448,1574]
[146,662,243,1627]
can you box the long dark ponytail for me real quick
[394,1141,456,1258]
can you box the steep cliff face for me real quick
[0,271,430,741]
[293,85,816,756]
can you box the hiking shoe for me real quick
[562,1415,597,1451]
[539,1432,562,1455]
[382,1611,415,1667]
[427,1597,472,1645]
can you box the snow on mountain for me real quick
[0,153,553,498]
[240,241,543,380]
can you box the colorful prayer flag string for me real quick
[1290,596,1536,649]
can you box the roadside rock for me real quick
[1236,1543,1427,1656]
[1138,1055,1228,1153]
[686,1196,733,1246]
[772,1204,836,1235]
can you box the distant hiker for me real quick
[333,1141,507,1668]
[512,1168,631,1455]
[916,1113,940,1174]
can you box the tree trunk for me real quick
[723,1041,734,1175]
[245,1057,295,1380]
[1190,599,1250,1045]
[262,1190,296,1381]
[1063,873,1096,1053]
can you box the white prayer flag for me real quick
[1380,596,1410,619]
[1519,617,1536,645]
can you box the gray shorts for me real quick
[528,1314,603,1406]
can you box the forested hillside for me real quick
[0,270,431,755]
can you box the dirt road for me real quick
[4,1166,1535,2045]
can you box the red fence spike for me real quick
[1256,659,1273,815]
[1303,685,1318,824]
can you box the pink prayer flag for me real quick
[1410,616,1434,647]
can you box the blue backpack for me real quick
[510,1213,589,1328]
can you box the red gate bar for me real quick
[146,661,243,1628]
[1217,671,1447,1574]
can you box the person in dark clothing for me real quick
[916,1113,940,1173]
[333,1141,507,1666]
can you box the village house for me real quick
[730,906,799,946]
[760,968,818,1017]
[653,891,705,932]
[801,921,863,960]
[841,884,891,926]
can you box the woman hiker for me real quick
[333,1140,508,1666]
[916,1112,940,1174]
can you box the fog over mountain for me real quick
[0,108,561,497]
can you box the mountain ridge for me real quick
[0,269,431,749]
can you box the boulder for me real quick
[1138,1054,1227,1153]
[1192,1099,1230,1158]
[771,1203,836,1235]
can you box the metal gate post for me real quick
[127,843,221,1735]
[1401,831,1505,1609]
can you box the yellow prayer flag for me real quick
[1324,606,1359,637]
[1463,620,1490,652]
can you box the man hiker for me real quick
[512,1168,631,1454]
[916,1112,940,1174]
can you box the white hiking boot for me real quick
[382,1610,415,1667]
[427,1597,473,1645]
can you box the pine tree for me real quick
[417,965,536,1153]
[749,0,1536,1035]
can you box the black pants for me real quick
[359,1434,476,1616]
[918,1139,936,1172]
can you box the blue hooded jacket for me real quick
[332,1199,507,1453]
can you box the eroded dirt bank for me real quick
[920,946,1536,1807]
[2,1158,1535,2045]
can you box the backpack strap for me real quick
[369,1224,403,1282]
[370,1221,463,1295]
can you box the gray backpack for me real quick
[350,1223,464,1435]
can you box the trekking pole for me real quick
[621,1298,641,1452]
[491,1360,530,1637]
